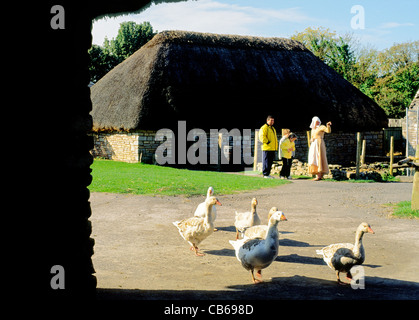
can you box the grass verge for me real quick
[386,200,419,219]
[89,160,290,196]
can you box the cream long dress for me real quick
[308,124,331,175]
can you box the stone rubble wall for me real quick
[402,108,418,157]
[90,130,159,163]
[90,129,384,167]
[263,159,407,181]
[291,130,384,166]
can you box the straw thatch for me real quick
[91,30,388,132]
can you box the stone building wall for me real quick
[91,128,385,168]
[90,130,160,163]
[402,108,418,157]
[292,130,384,166]
[91,128,255,166]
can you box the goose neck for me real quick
[265,220,279,243]
[204,202,214,225]
[353,230,365,258]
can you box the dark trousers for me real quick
[262,151,276,176]
[280,157,292,177]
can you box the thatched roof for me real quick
[91,30,388,132]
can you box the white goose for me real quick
[243,207,284,240]
[173,196,222,256]
[230,211,286,284]
[234,198,260,239]
[316,222,375,284]
[194,186,217,230]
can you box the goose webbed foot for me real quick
[251,270,263,284]
[336,271,350,285]
[193,246,205,256]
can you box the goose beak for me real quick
[216,200,222,206]
[368,226,375,234]
[280,213,287,221]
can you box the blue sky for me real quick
[92,0,418,50]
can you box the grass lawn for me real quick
[89,159,290,196]
[390,201,419,219]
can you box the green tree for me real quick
[89,21,156,83]
[104,21,156,64]
[357,41,419,117]
[291,27,338,62]
[292,28,419,118]
[326,37,356,82]
[372,63,419,118]
[291,27,357,82]
[88,45,118,83]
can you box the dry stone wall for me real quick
[91,129,384,168]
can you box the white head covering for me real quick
[309,116,321,129]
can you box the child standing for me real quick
[279,132,297,179]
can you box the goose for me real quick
[173,196,222,256]
[267,206,279,221]
[230,211,286,284]
[234,198,260,239]
[316,222,375,284]
[243,208,286,240]
[194,186,217,230]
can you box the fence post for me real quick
[253,129,259,172]
[306,131,311,148]
[218,133,223,171]
[406,108,410,176]
[412,144,419,210]
[389,136,394,176]
[361,139,366,166]
[356,132,362,179]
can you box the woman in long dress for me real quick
[308,116,332,181]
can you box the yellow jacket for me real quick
[259,124,278,151]
[280,138,295,159]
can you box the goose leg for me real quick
[193,245,204,256]
[235,228,239,240]
[336,271,348,285]
[188,242,195,251]
[250,270,257,283]
[250,270,262,284]
[256,269,263,280]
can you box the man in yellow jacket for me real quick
[259,115,278,178]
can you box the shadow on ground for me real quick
[97,275,419,300]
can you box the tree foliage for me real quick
[89,21,156,83]
[292,27,419,118]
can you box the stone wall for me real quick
[292,130,384,166]
[402,108,418,157]
[91,128,256,167]
[91,128,385,168]
[90,130,160,163]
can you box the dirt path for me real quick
[90,180,419,300]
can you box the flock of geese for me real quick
[173,186,375,285]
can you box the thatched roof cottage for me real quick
[90,30,388,165]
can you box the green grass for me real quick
[390,201,419,219]
[89,160,290,196]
